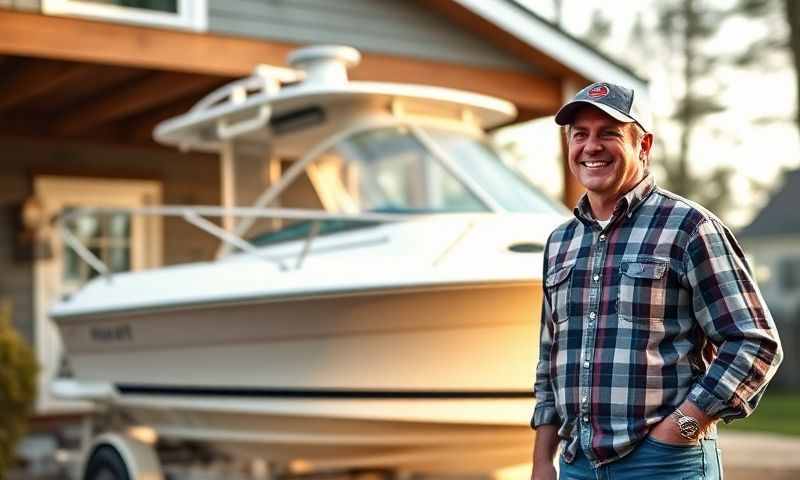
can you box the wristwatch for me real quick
[671,408,701,440]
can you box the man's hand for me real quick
[648,415,698,446]
[649,400,715,446]
[531,462,557,480]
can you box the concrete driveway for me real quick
[719,431,800,479]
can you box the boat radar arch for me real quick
[152,45,517,152]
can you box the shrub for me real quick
[0,299,38,479]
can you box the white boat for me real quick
[49,46,566,478]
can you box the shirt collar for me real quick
[573,174,656,224]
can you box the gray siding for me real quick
[0,138,223,347]
[0,0,39,11]
[209,0,533,71]
[0,206,35,344]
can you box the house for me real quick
[739,169,800,389]
[0,0,645,471]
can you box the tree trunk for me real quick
[677,0,698,197]
[786,0,800,131]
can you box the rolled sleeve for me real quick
[683,219,783,421]
[532,402,560,429]
[687,382,737,421]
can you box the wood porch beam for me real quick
[121,96,200,146]
[0,10,560,120]
[350,58,561,118]
[0,59,88,111]
[52,72,225,136]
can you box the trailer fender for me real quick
[81,432,163,480]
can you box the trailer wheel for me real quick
[84,446,131,480]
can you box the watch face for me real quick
[677,417,700,438]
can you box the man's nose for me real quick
[585,136,603,153]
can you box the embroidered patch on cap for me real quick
[588,85,609,98]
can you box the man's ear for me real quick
[640,132,654,160]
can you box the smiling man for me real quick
[530,82,783,480]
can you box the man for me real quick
[530,82,783,480]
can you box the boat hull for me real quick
[55,280,542,473]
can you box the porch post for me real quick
[221,141,236,233]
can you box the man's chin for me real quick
[579,178,613,195]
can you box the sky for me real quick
[498,0,800,227]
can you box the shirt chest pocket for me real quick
[545,263,574,324]
[617,259,669,322]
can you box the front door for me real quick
[33,176,162,414]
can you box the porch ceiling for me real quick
[0,54,230,148]
[0,10,567,150]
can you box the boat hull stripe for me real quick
[116,385,534,399]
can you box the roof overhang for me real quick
[449,0,648,94]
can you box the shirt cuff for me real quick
[531,403,561,429]
[687,382,745,423]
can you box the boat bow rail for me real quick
[54,205,419,282]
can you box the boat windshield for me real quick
[316,126,491,213]
[248,125,561,247]
[423,128,563,213]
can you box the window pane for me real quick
[68,215,100,242]
[62,210,133,285]
[109,246,131,272]
[87,246,103,281]
[63,249,81,283]
[73,0,178,13]
[780,258,800,291]
[108,213,131,239]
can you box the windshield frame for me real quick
[421,125,568,214]
[230,116,563,254]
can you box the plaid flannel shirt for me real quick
[532,174,782,466]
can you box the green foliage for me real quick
[649,0,788,221]
[584,10,612,46]
[720,390,800,436]
[786,0,800,130]
[0,299,38,479]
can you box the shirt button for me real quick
[589,311,597,320]
[582,415,589,422]
[599,234,607,241]
[593,274,600,282]
[583,361,590,368]
[582,396,588,403]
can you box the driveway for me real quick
[719,431,800,479]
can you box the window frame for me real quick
[33,176,162,415]
[42,0,207,32]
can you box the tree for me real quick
[0,299,38,479]
[642,0,787,220]
[786,0,800,131]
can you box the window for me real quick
[62,209,132,287]
[33,176,161,414]
[779,257,800,292]
[43,0,207,31]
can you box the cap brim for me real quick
[554,100,636,126]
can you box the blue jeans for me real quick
[558,437,723,480]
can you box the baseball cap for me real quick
[554,82,652,133]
